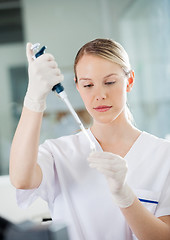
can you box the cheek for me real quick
[112,84,127,105]
[77,89,91,107]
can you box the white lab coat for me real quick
[17,130,170,240]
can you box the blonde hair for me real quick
[74,38,134,123]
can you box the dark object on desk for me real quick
[0,216,69,240]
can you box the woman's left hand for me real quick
[87,151,135,208]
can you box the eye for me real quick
[105,81,116,85]
[84,84,94,88]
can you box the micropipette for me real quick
[32,44,96,152]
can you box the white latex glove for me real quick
[88,151,135,208]
[24,42,64,112]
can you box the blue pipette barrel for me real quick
[35,46,64,94]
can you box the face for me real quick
[75,54,133,125]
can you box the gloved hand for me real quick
[88,151,135,208]
[24,42,64,112]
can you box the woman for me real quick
[10,39,170,239]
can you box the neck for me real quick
[91,115,139,146]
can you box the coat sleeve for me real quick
[155,170,170,217]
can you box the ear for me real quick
[126,70,135,92]
[74,77,79,91]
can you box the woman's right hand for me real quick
[24,42,64,112]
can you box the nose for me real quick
[95,87,107,101]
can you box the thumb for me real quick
[26,42,34,63]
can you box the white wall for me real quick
[22,0,103,68]
[119,0,170,137]
[0,43,26,173]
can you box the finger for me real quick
[55,69,62,76]
[50,74,64,86]
[95,167,126,179]
[89,151,116,158]
[26,42,34,63]
[40,53,55,62]
[89,151,123,160]
[52,72,64,81]
[89,163,126,174]
[89,162,124,171]
[95,167,115,178]
[88,157,126,167]
[47,61,60,71]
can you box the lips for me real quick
[93,105,112,112]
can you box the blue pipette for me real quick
[33,44,96,152]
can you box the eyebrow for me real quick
[79,73,119,81]
[103,73,119,79]
[79,77,92,81]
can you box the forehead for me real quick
[76,54,122,78]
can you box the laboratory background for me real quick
[0,0,169,225]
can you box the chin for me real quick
[93,116,118,125]
[86,108,124,125]
[91,110,125,125]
